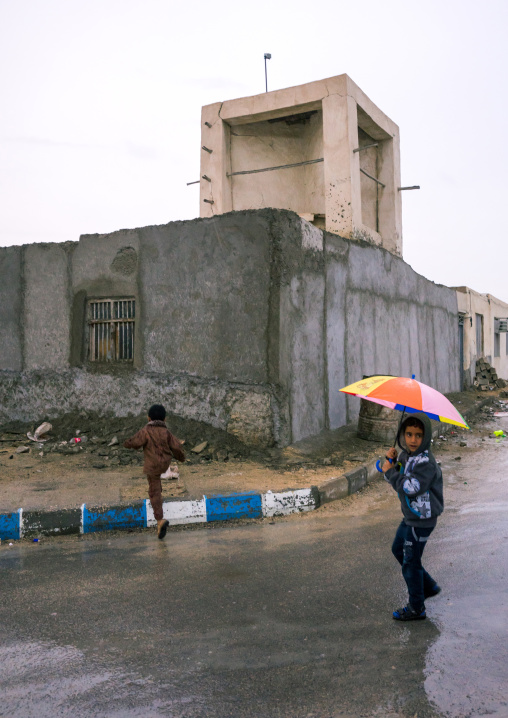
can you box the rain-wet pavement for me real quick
[1,414,507,717]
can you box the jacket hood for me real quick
[397,411,433,454]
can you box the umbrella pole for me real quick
[393,406,406,448]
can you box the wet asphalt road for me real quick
[1,415,508,718]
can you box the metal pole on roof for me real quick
[264,53,271,92]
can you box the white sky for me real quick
[1,0,507,302]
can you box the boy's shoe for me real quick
[424,583,441,599]
[157,519,169,540]
[392,604,426,621]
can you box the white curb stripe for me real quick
[261,489,317,517]
[146,498,208,527]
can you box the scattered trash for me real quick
[108,436,119,447]
[15,446,30,454]
[68,437,82,444]
[161,464,179,480]
[33,538,39,543]
[459,441,467,447]
[494,412,508,417]
[191,441,208,454]
[9,543,13,546]
[493,430,505,438]
[27,422,52,442]
[322,457,332,466]
[464,481,468,485]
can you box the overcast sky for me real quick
[1,0,507,302]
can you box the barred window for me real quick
[88,298,135,362]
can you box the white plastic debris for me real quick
[27,422,52,442]
[161,464,180,479]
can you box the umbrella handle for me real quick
[376,457,394,473]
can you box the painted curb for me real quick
[0,488,319,540]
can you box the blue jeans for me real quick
[391,520,436,612]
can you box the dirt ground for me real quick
[0,390,505,512]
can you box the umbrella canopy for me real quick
[340,375,469,429]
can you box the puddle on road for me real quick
[0,638,204,718]
[423,421,508,718]
[425,599,508,717]
[459,501,508,514]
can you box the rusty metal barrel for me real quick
[357,398,399,443]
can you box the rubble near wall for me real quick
[0,370,280,448]
[474,357,507,391]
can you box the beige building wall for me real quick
[200,75,403,256]
[455,286,508,384]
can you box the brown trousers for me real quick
[146,474,163,521]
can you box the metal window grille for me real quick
[88,299,135,362]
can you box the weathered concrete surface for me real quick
[138,215,271,381]
[24,243,71,370]
[0,246,23,371]
[0,209,459,446]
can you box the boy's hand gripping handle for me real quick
[376,456,394,473]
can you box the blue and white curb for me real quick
[0,488,319,540]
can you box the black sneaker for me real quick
[392,604,426,621]
[424,583,441,599]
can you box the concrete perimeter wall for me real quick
[0,209,459,445]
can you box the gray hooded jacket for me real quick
[384,412,443,528]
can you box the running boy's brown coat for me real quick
[123,420,185,474]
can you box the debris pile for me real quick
[0,411,252,468]
[474,358,507,391]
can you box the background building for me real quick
[455,287,508,388]
[200,75,403,256]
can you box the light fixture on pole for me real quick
[264,53,271,92]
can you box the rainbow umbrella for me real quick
[339,375,469,429]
